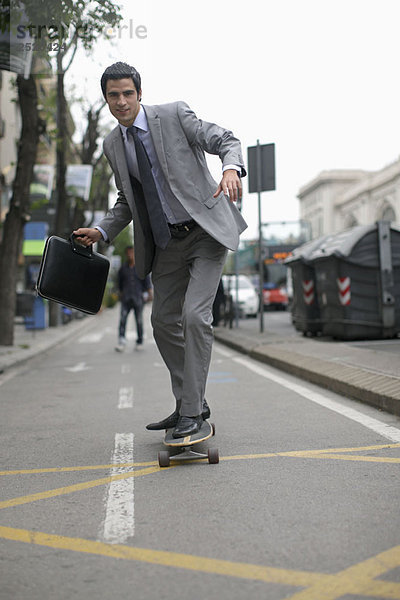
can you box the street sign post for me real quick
[247,141,276,333]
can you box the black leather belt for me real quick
[168,220,197,233]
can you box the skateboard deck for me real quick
[158,420,218,467]
[163,419,213,447]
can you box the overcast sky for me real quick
[68,0,400,240]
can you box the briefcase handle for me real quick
[69,234,93,259]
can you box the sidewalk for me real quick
[0,312,98,373]
[1,307,400,417]
[214,313,400,417]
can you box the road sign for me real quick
[247,143,275,193]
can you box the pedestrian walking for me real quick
[73,62,247,438]
[115,245,152,352]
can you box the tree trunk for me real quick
[0,74,39,346]
[53,66,68,237]
[49,53,68,327]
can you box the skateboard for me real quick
[158,420,219,467]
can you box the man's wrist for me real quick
[223,164,241,175]
[95,226,107,242]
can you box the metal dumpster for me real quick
[310,221,400,340]
[285,235,329,336]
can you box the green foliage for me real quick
[30,196,49,211]
[112,226,133,261]
[102,280,119,308]
[0,2,10,35]
[88,154,112,213]
[11,0,122,30]
[11,0,122,55]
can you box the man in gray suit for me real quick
[74,62,247,438]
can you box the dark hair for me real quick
[100,62,141,99]
[125,245,134,251]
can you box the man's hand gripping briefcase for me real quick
[37,235,110,315]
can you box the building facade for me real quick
[298,158,400,238]
[0,70,20,221]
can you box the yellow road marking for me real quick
[0,525,333,587]
[0,462,158,476]
[1,443,400,597]
[298,453,400,464]
[287,579,400,600]
[1,443,399,512]
[1,443,399,477]
[307,443,400,453]
[1,525,400,599]
[219,452,400,464]
[219,443,400,463]
[285,543,400,599]
[0,466,162,510]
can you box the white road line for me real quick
[100,433,135,544]
[65,362,90,373]
[234,356,400,443]
[118,387,133,409]
[213,345,236,358]
[78,332,104,344]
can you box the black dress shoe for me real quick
[172,415,203,438]
[146,399,210,431]
[202,398,211,420]
[146,410,179,431]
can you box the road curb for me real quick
[214,330,400,417]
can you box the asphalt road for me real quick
[1,306,400,600]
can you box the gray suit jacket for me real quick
[97,101,248,278]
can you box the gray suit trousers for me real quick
[150,226,227,417]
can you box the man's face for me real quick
[126,248,135,263]
[105,78,141,127]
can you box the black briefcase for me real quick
[37,235,110,315]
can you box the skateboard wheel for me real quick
[208,448,219,464]
[158,451,170,468]
[211,422,216,436]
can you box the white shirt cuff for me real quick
[223,164,241,174]
[95,226,108,242]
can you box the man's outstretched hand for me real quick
[72,228,103,246]
[214,169,242,203]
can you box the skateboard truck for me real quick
[158,421,219,467]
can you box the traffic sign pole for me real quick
[247,140,276,334]
[256,140,264,333]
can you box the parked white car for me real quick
[222,275,258,318]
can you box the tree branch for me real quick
[64,37,79,73]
